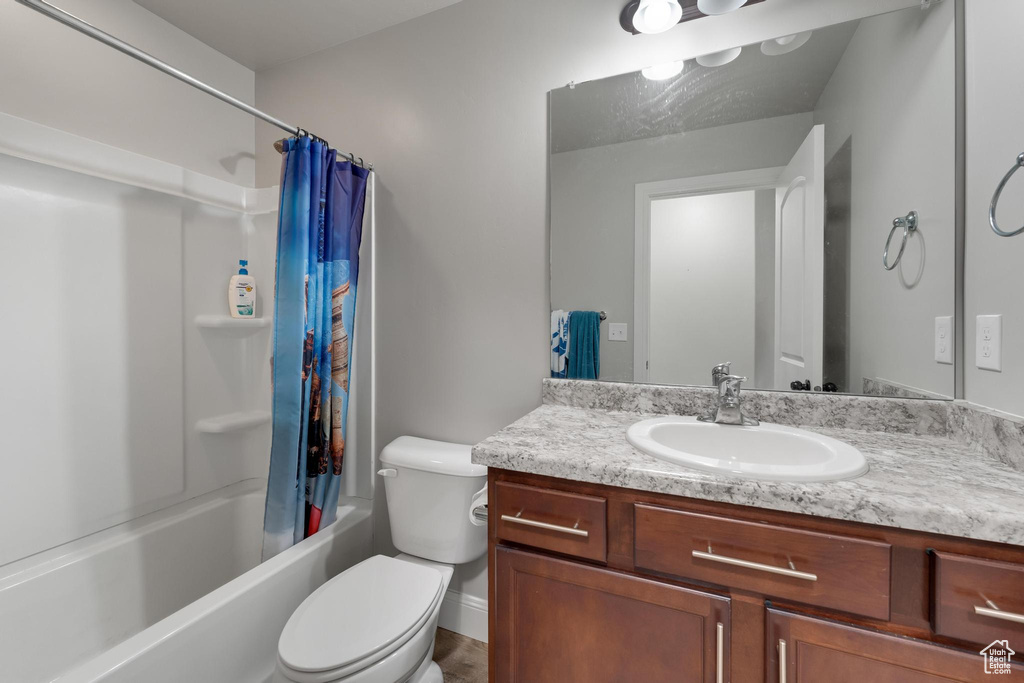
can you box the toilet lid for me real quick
[278,555,444,674]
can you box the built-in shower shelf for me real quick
[194,315,271,333]
[195,410,271,434]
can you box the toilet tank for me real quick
[379,436,487,565]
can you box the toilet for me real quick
[275,436,487,683]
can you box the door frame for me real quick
[633,167,783,383]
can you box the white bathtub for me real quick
[0,479,373,683]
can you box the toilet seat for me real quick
[278,555,444,682]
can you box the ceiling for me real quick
[550,20,859,154]
[133,0,463,71]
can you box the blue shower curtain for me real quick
[263,137,369,561]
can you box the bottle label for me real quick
[234,281,255,316]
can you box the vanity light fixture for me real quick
[760,30,813,56]
[696,46,742,67]
[696,0,748,15]
[620,0,765,35]
[642,60,685,80]
[631,0,683,34]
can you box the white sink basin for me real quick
[626,416,867,482]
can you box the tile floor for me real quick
[433,628,488,683]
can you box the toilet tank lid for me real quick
[380,436,487,477]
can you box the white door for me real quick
[773,125,824,390]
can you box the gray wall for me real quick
[965,0,1024,417]
[1,0,255,186]
[254,0,923,606]
[550,113,812,382]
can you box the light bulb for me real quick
[696,46,742,68]
[697,0,747,15]
[760,30,813,56]
[633,0,683,34]
[641,61,685,81]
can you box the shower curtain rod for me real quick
[14,0,372,170]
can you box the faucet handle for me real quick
[721,374,748,390]
[711,362,732,386]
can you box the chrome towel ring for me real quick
[882,210,918,271]
[989,152,1024,237]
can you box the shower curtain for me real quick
[263,137,369,561]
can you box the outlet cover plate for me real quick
[976,314,1002,372]
[935,316,953,364]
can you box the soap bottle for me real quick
[228,260,256,318]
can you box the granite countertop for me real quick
[472,403,1024,547]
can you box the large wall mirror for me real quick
[549,1,960,399]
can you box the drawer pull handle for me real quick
[500,511,589,537]
[975,604,1024,625]
[778,639,787,682]
[716,622,724,683]
[692,544,817,581]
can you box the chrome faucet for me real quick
[699,362,760,426]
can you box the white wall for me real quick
[649,192,756,385]
[964,0,1024,417]
[551,113,812,381]
[0,135,273,566]
[0,0,256,186]
[812,1,956,397]
[255,0,920,609]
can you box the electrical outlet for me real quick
[934,316,953,364]
[976,314,1002,372]
[608,323,628,342]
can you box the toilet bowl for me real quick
[276,437,487,683]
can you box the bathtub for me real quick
[0,479,373,683]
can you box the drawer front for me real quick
[933,551,1024,646]
[635,504,892,620]
[494,481,607,562]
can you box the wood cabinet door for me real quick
[494,547,730,683]
[767,609,1023,682]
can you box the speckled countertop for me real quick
[472,387,1024,547]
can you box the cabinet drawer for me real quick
[933,550,1024,646]
[635,504,892,620]
[494,481,607,562]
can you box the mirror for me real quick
[549,2,958,398]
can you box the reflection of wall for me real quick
[650,192,756,385]
[822,137,853,390]
[965,1,1024,417]
[813,0,956,397]
[753,189,777,388]
[551,113,812,381]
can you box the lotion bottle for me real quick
[229,259,256,318]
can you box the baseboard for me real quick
[438,589,488,643]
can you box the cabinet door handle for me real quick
[716,622,724,683]
[975,604,1024,624]
[500,512,589,537]
[692,546,817,581]
[778,639,787,682]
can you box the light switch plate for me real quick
[934,316,953,364]
[976,314,1002,372]
[608,323,628,342]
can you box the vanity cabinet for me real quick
[488,470,1024,682]
[494,546,730,683]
